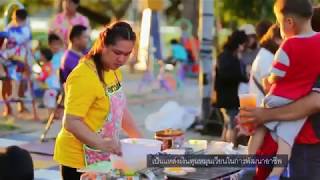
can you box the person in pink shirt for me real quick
[50,0,90,47]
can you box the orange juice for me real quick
[239,94,257,131]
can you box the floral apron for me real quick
[83,62,126,166]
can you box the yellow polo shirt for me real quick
[53,59,122,168]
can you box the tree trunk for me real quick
[198,0,214,124]
[182,0,199,37]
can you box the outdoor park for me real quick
[0,0,320,180]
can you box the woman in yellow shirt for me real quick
[54,21,142,180]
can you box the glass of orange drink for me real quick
[239,94,257,132]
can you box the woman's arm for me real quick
[64,114,121,155]
[240,92,320,125]
[122,107,143,138]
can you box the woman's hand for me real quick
[97,138,122,156]
[80,172,97,180]
[80,173,107,180]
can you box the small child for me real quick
[48,33,64,72]
[245,0,320,179]
[170,39,188,90]
[37,48,60,116]
[0,9,32,99]
[157,60,173,93]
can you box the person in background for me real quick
[0,146,33,180]
[0,9,32,100]
[179,20,200,76]
[60,25,89,84]
[0,9,34,119]
[234,20,272,145]
[239,24,260,66]
[37,48,60,117]
[238,24,259,95]
[48,33,65,72]
[238,25,282,180]
[169,39,188,90]
[255,20,273,41]
[215,30,248,145]
[249,24,282,106]
[50,0,90,47]
[157,60,174,93]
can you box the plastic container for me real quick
[118,138,162,172]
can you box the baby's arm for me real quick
[268,74,282,84]
[267,43,291,90]
[262,74,282,93]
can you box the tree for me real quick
[181,0,199,37]
[216,0,275,28]
[0,0,133,27]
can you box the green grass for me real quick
[0,123,19,131]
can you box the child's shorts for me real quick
[43,89,58,109]
[2,60,24,81]
[264,95,306,146]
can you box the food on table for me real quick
[164,167,187,176]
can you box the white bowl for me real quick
[163,149,186,155]
[120,138,162,171]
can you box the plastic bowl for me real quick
[120,138,162,171]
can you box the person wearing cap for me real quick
[239,24,260,66]
[216,30,249,145]
[50,0,90,47]
[238,24,260,95]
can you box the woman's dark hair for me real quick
[0,146,34,180]
[223,30,248,53]
[260,24,281,54]
[255,20,273,41]
[85,21,136,84]
[312,6,320,32]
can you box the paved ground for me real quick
[0,66,219,179]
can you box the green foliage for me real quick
[216,0,275,28]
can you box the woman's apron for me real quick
[83,62,126,166]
